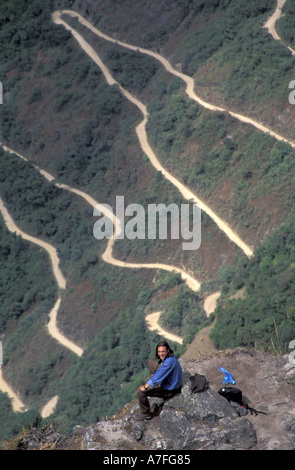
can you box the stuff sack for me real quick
[218,367,235,385]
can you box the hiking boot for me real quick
[134,412,152,421]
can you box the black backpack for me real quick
[218,386,267,417]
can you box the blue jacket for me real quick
[147,356,182,391]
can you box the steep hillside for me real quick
[0,0,295,444]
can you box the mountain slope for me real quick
[0,0,295,441]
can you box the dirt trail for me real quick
[41,395,59,419]
[0,367,26,412]
[264,0,295,55]
[0,1,293,414]
[145,291,221,347]
[264,0,287,41]
[0,149,202,348]
[0,198,66,290]
[51,6,295,357]
[53,10,256,258]
[0,147,200,411]
[54,10,295,155]
[145,311,184,344]
[182,292,221,359]
[47,298,83,357]
[0,198,81,412]
[204,291,221,317]
[51,6,295,256]
[0,197,84,356]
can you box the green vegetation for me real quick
[147,92,295,235]
[277,0,295,48]
[0,220,56,332]
[0,393,23,443]
[0,149,96,277]
[168,0,294,113]
[211,215,295,353]
[104,47,159,91]
[1,0,295,445]
[175,0,272,75]
[149,280,206,339]
[0,391,44,446]
[0,0,188,444]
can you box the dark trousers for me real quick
[136,359,180,415]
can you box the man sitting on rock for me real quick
[136,340,182,420]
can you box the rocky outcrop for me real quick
[78,349,295,451]
[12,348,295,450]
[183,348,295,450]
[80,369,257,451]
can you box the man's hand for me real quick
[140,383,151,392]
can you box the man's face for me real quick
[158,346,168,361]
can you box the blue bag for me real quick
[218,367,235,385]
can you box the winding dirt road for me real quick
[54,9,295,155]
[0,186,82,355]
[0,1,293,413]
[0,198,66,290]
[53,10,254,258]
[0,142,201,367]
[265,0,287,41]
[41,394,59,419]
[145,291,221,345]
[203,292,221,316]
[0,366,26,413]
[264,0,295,55]
[145,311,184,344]
[0,197,80,412]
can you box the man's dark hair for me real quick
[155,340,174,360]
